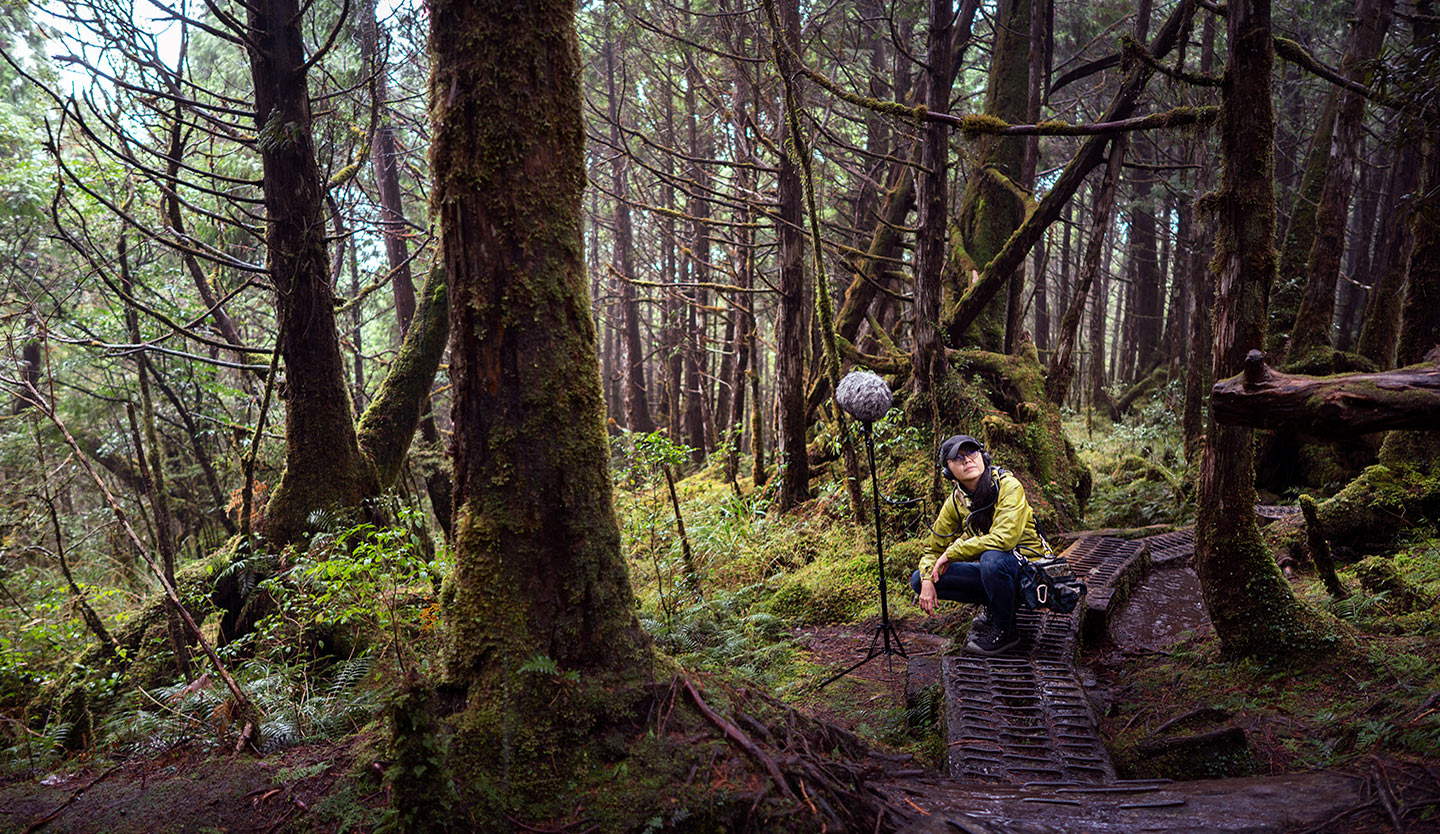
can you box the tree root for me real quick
[681,676,916,832]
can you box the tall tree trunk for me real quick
[661,87,683,444]
[774,0,810,511]
[1196,0,1333,660]
[434,0,649,803]
[248,0,374,542]
[1269,94,1338,355]
[683,49,711,463]
[955,0,1031,350]
[1046,136,1126,404]
[1183,13,1217,461]
[1288,0,1396,360]
[1335,146,1383,351]
[120,234,192,679]
[1129,153,1163,378]
[914,0,953,506]
[1398,124,1440,367]
[1088,225,1113,419]
[1161,189,1186,364]
[1356,143,1422,367]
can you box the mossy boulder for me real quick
[1352,556,1435,613]
[34,545,234,748]
[1318,460,1440,554]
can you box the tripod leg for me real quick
[815,624,886,689]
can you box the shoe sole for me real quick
[963,636,1021,656]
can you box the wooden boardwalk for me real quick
[939,530,1196,785]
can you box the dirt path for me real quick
[0,740,372,834]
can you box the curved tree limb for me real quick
[943,0,1196,345]
[355,263,450,488]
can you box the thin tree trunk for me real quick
[1269,93,1338,354]
[605,32,654,434]
[1357,143,1422,367]
[773,0,810,512]
[1046,136,1126,404]
[914,0,953,507]
[1335,146,1383,351]
[119,234,192,679]
[1182,14,1217,462]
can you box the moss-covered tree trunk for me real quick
[953,0,1031,351]
[1195,0,1333,660]
[433,0,651,804]
[247,0,374,542]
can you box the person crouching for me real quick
[911,435,1046,655]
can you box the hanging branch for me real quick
[14,378,260,733]
[240,319,286,542]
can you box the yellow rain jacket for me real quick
[919,469,1049,579]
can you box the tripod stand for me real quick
[817,420,915,689]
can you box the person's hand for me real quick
[931,556,949,584]
[918,579,937,615]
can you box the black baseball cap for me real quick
[939,435,984,462]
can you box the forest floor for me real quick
[3,587,1439,833]
[4,415,1438,831]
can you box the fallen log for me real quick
[1211,350,1440,437]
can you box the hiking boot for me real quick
[971,610,992,631]
[964,628,1021,656]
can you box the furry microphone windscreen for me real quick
[835,371,892,424]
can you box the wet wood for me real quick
[1212,350,1440,436]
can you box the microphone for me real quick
[835,371,892,424]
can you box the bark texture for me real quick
[774,0,810,511]
[248,0,375,542]
[1213,350,1440,436]
[1195,0,1334,661]
[1287,0,1396,360]
[433,0,650,803]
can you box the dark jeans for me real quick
[910,549,1022,634]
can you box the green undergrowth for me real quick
[1068,380,1193,529]
[611,425,941,748]
[1102,532,1440,778]
[1,498,445,780]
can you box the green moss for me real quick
[355,264,449,488]
[1352,556,1433,612]
[958,113,1012,138]
[1317,459,1440,552]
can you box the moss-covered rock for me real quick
[1352,556,1435,612]
[33,545,233,748]
[1317,460,1440,554]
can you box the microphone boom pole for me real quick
[818,373,909,689]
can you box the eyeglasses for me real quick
[954,449,982,461]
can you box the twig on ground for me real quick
[683,676,795,799]
[22,763,125,834]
